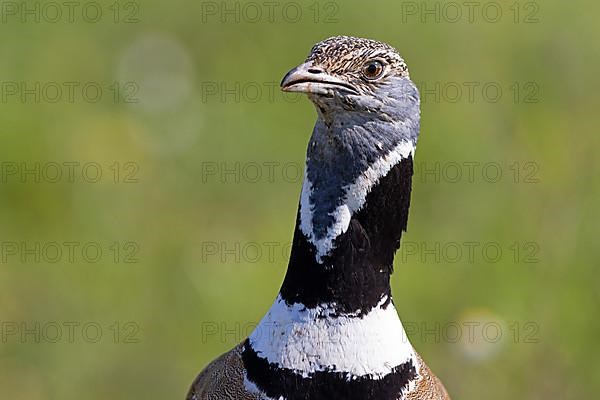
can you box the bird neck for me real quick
[242,136,419,399]
[279,122,416,316]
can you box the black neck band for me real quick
[242,339,417,400]
[279,156,414,316]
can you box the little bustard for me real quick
[187,36,450,400]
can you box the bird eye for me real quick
[362,60,385,80]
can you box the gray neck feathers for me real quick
[300,77,420,262]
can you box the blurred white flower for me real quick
[457,308,507,362]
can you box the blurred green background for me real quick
[0,0,598,398]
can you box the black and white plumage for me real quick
[187,36,450,400]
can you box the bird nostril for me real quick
[308,68,323,74]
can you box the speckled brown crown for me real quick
[305,36,409,78]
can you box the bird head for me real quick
[281,35,419,132]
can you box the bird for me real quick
[186,35,450,400]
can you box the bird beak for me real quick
[280,62,359,96]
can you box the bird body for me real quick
[187,36,450,400]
